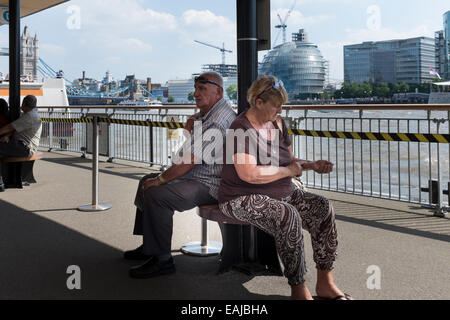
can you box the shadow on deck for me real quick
[1,150,449,300]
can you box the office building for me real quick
[167,75,237,103]
[202,64,237,77]
[444,11,450,80]
[259,29,326,99]
[435,30,445,78]
[344,37,436,84]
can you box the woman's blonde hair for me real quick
[247,74,288,108]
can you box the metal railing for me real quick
[38,104,450,215]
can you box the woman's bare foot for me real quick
[291,283,314,300]
[315,269,352,300]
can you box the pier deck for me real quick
[0,150,449,300]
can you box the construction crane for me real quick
[194,40,232,66]
[274,0,297,46]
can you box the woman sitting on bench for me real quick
[218,75,352,300]
[0,95,41,191]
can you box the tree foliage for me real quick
[226,84,237,101]
[333,81,426,99]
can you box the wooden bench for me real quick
[1,151,43,188]
[197,204,282,275]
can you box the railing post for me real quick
[48,121,53,152]
[149,121,154,166]
[107,121,114,162]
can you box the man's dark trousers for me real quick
[0,140,29,185]
[133,173,216,256]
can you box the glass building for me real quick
[344,37,436,84]
[444,11,450,80]
[259,29,325,99]
[435,30,445,77]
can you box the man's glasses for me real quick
[194,76,222,88]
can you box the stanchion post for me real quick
[78,115,112,212]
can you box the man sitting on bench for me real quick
[0,95,41,191]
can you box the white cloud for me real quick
[40,43,67,56]
[178,9,237,64]
[77,0,178,32]
[272,9,335,27]
[272,0,353,7]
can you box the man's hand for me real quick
[184,113,201,134]
[311,160,334,174]
[0,135,9,143]
[140,177,160,197]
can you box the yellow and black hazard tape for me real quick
[288,129,450,143]
[98,118,185,129]
[40,118,450,143]
[41,117,184,128]
[41,117,92,123]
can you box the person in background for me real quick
[0,98,8,128]
[0,95,41,192]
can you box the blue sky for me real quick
[0,0,448,84]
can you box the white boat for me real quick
[0,77,69,108]
[118,98,163,107]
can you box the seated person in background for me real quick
[0,98,8,128]
[218,75,352,300]
[124,72,236,279]
[0,95,41,191]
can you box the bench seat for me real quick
[1,151,44,188]
[197,203,282,275]
[198,204,249,225]
[3,151,44,163]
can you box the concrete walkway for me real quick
[0,150,449,299]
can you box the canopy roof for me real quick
[433,81,450,86]
[0,0,68,18]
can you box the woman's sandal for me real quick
[313,293,353,300]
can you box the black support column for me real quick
[7,0,22,187]
[9,0,20,120]
[236,0,258,114]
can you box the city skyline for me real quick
[0,0,448,84]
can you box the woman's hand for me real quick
[311,160,334,174]
[287,161,303,177]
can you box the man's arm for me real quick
[141,153,196,194]
[0,123,15,136]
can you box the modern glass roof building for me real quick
[344,37,436,84]
[259,29,326,99]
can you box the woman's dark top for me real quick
[218,111,294,203]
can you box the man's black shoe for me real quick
[123,245,153,260]
[129,256,175,279]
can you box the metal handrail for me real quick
[37,103,450,111]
